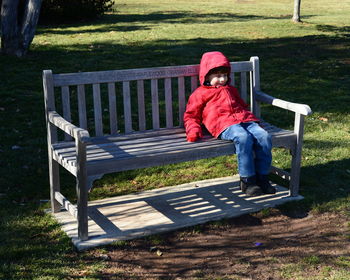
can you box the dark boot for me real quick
[256,174,276,194]
[240,176,263,196]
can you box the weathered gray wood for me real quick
[108,83,118,134]
[250,56,261,118]
[137,80,146,131]
[49,111,90,141]
[290,113,305,196]
[90,127,292,150]
[191,76,198,92]
[48,159,61,212]
[240,72,247,102]
[53,64,198,86]
[61,86,71,121]
[151,79,160,129]
[255,90,312,115]
[93,84,103,136]
[49,110,89,177]
[165,78,173,128]
[43,72,58,146]
[54,130,295,168]
[178,76,185,126]
[230,72,235,86]
[52,151,77,176]
[80,127,186,144]
[76,137,88,240]
[43,70,61,213]
[51,120,296,177]
[86,143,236,176]
[77,85,87,130]
[52,62,253,87]
[58,138,225,165]
[122,81,132,133]
[270,166,291,181]
[61,86,72,141]
[55,191,78,218]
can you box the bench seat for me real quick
[52,122,295,177]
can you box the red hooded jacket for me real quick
[184,51,259,141]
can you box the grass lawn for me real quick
[1,0,350,279]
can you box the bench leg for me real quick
[76,173,88,241]
[290,113,305,197]
[76,140,88,241]
[290,149,302,197]
[49,153,61,213]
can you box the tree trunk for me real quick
[1,0,42,57]
[292,0,302,23]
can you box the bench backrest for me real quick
[43,57,260,140]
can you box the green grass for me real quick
[1,0,350,278]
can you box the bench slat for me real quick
[240,72,247,102]
[191,76,198,92]
[151,79,160,129]
[56,137,216,163]
[93,84,103,136]
[86,145,233,175]
[165,78,173,128]
[230,72,235,86]
[123,81,132,133]
[87,140,224,162]
[77,85,87,129]
[57,133,191,159]
[137,80,146,131]
[61,86,72,141]
[178,76,185,126]
[52,62,253,87]
[108,82,118,134]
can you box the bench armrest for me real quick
[255,90,312,116]
[48,111,90,142]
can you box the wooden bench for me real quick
[43,57,312,241]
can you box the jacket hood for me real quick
[199,51,231,85]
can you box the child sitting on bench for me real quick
[184,51,276,196]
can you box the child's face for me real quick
[207,72,228,87]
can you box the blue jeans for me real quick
[219,122,272,177]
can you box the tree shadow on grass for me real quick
[31,34,349,113]
[277,156,350,220]
[316,24,350,37]
[37,11,313,35]
[274,138,350,216]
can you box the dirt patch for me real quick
[96,210,350,279]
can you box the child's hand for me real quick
[187,132,202,142]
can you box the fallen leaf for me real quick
[319,117,328,122]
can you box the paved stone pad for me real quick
[52,176,303,250]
